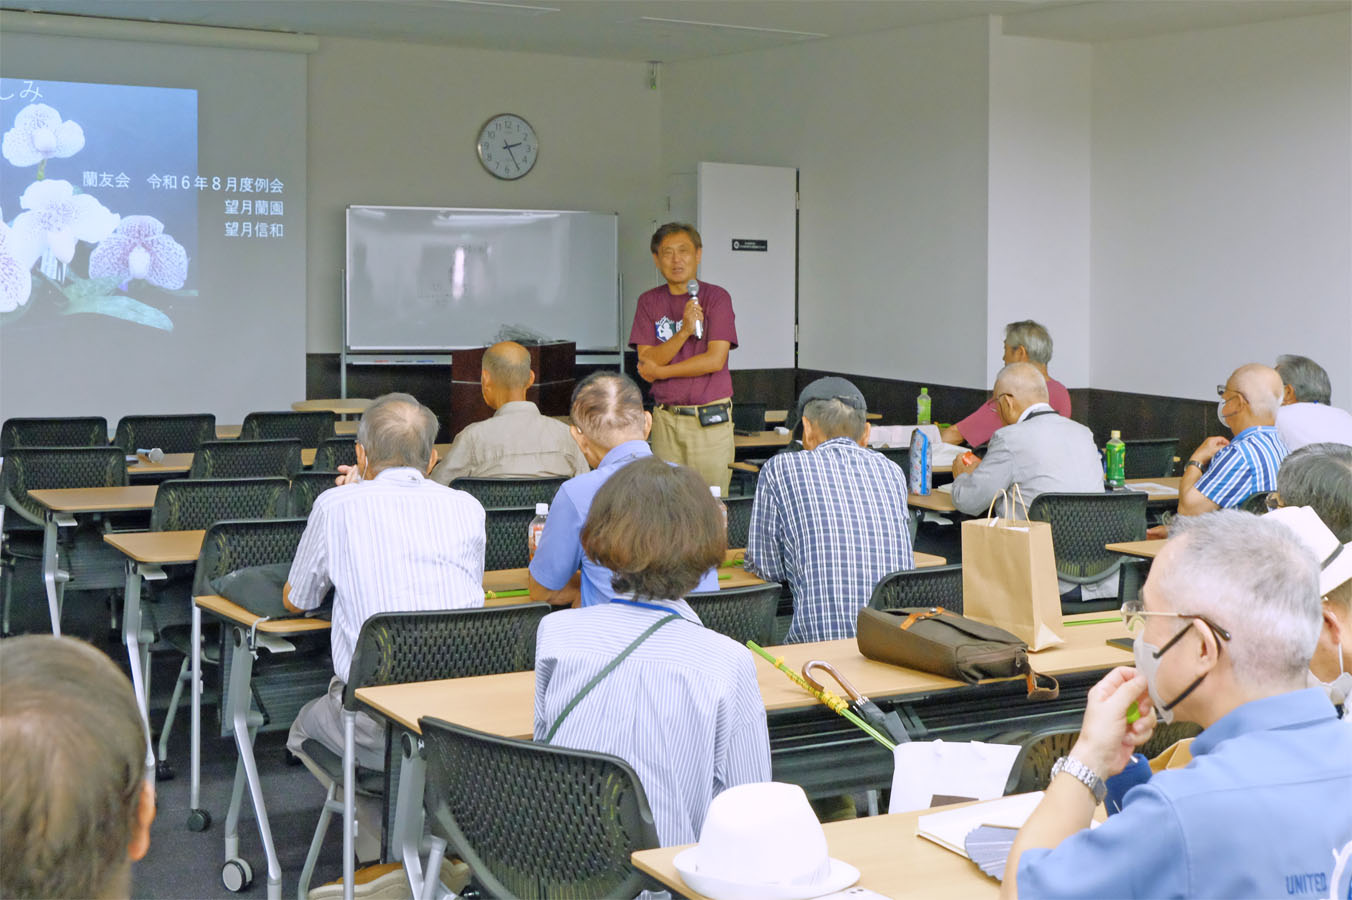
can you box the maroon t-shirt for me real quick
[629,282,738,406]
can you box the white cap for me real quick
[535,502,549,515]
[709,485,722,499]
[1265,506,1352,598]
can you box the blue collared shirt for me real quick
[1017,688,1352,899]
[528,440,720,607]
[745,437,913,642]
[1195,425,1288,508]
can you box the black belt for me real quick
[656,400,731,426]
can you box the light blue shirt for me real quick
[534,599,772,846]
[527,440,719,607]
[1017,688,1352,899]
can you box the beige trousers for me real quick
[650,400,735,495]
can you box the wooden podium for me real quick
[448,342,575,438]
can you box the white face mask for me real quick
[1310,642,1352,710]
[1134,624,1210,725]
[1217,398,1229,429]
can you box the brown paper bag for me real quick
[960,497,1066,650]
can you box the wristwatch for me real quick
[1184,459,1205,474]
[1050,756,1107,804]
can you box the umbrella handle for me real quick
[801,659,865,704]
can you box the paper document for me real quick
[935,482,954,494]
[891,740,1022,814]
[916,792,1045,856]
[1124,481,1178,496]
[931,442,964,467]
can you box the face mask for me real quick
[1134,624,1209,725]
[1309,642,1352,710]
[1216,399,1229,428]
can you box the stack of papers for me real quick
[1123,481,1178,496]
[964,825,1021,881]
[916,792,1043,857]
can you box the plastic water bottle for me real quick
[916,387,931,425]
[710,485,728,532]
[1105,430,1126,489]
[528,503,549,558]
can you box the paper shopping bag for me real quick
[961,515,1066,651]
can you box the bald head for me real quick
[1227,363,1283,425]
[483,342,532,391]
[993,362,1049,425]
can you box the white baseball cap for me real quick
[673,782,859,900]
[1265,505,1352,598]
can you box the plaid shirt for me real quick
[1195,425,1288,509]
[745,437,913,642]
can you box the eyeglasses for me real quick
[1264,490,1282,511]
[1120,598,1232,643]
[1216,385,1248,405]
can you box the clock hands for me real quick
[502,140,522,170]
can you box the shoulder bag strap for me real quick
[542,612,681,743]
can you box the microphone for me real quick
[137,447,165,463]
[687,279,702,340]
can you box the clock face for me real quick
[477,114,538,180]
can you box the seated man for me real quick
[941,320,1071,447]
[1177,363,1288,517]
[1277,441,1352,542]
[745,377,913,642]
[1,635,155,900]
[1004,511,1352,899]
[529,371,718,608]
[534,456,771,847]
[430,341,588,485]
[285,393,485,857]
[1274,354,1352,451]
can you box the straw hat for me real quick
[673,782,859,900]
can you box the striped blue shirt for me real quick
[745,437,914,643]
[287,467,486,682]
[533,599,771,847]
[1195,425,1288,509]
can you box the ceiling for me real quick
[1,0,1347,61]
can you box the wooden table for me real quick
[127,451,193,477]
[1124,476,1180,504]
[1106,539,1165,559]
[633,804,998,900]
[28,485,159,635]
[734,430,793,451]
[765,409,882,424]
[291,398,372,417]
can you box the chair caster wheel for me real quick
[186,808,211,832]
[222,858,253,892]
[156,760,175,781]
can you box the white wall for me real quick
[306,37,663,353]
[987,31,1092,389]
[1090,11,1352,403]
[662,18,993,387]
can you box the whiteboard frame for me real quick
[343,205,621,353]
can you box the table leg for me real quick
[190,605,204,820]
[225,626,282,899]
[41,513,67,635]
[120,561,157,776]
[392,736,428,898]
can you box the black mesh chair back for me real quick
[189,439,302,479]
[868,563,964,614]
[725,495,754,548]
[420,717,660,900]
[1,416,107,452]
[1003,727,1080,794]
[342,605,550,710]
[191,518,309,597]
[1239,491,1274,515]
[485,506,536,571]
[1026,491,1148,584]
[1122,438,1178,478]
[312,437,357,472]
[1,447,128,526]
[290,472,341,516]
[1140,721,1202,759]
[151,477,290,532]
[685,582,779,645]
[450,477,568,510]
[239,410,336,446]
[113,414,216,454]
[732,401,767,434]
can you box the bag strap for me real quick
[542,613,681,743]
[1025,670,1060,700]
[898,608,945,631]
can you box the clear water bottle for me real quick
[528,502,549,558]
[1105,430,1126,489]
[710,485,728,532]
[916,387,932,425]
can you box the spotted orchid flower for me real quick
[2,104,85,168]
[89,215,189,290]
[11,179,119,280]
[0,220,36,313]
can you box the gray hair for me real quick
[356,393,438,470]
[1278,442,1352,542]
[1156,511,1321,689]
[570,371,646,449]
[1004,320,1053,366]
[802,398,867,442]
[1275,354,1333,405]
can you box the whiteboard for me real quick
[345,206,620,351]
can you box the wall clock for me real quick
[476,113,538,180]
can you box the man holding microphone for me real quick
[630,222,739,494]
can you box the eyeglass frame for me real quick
[1120,598,1233,648]
[1216,385,1249,406]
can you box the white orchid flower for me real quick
[2,103,86,167]
[0,221,35,313]
[90,215,189,290]
[11,179,119,279]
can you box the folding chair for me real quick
[114,413,216,454]
[869,563,964,614]
[240,410,337,447]
[686,582,779,646]
[1026,491,1148,614]
[449,476,567,510]
[1,415,107,452]
[290,471,341,516]
[190,439,303,479]
[484,506,536,570]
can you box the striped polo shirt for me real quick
[1194,425,1288,509]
